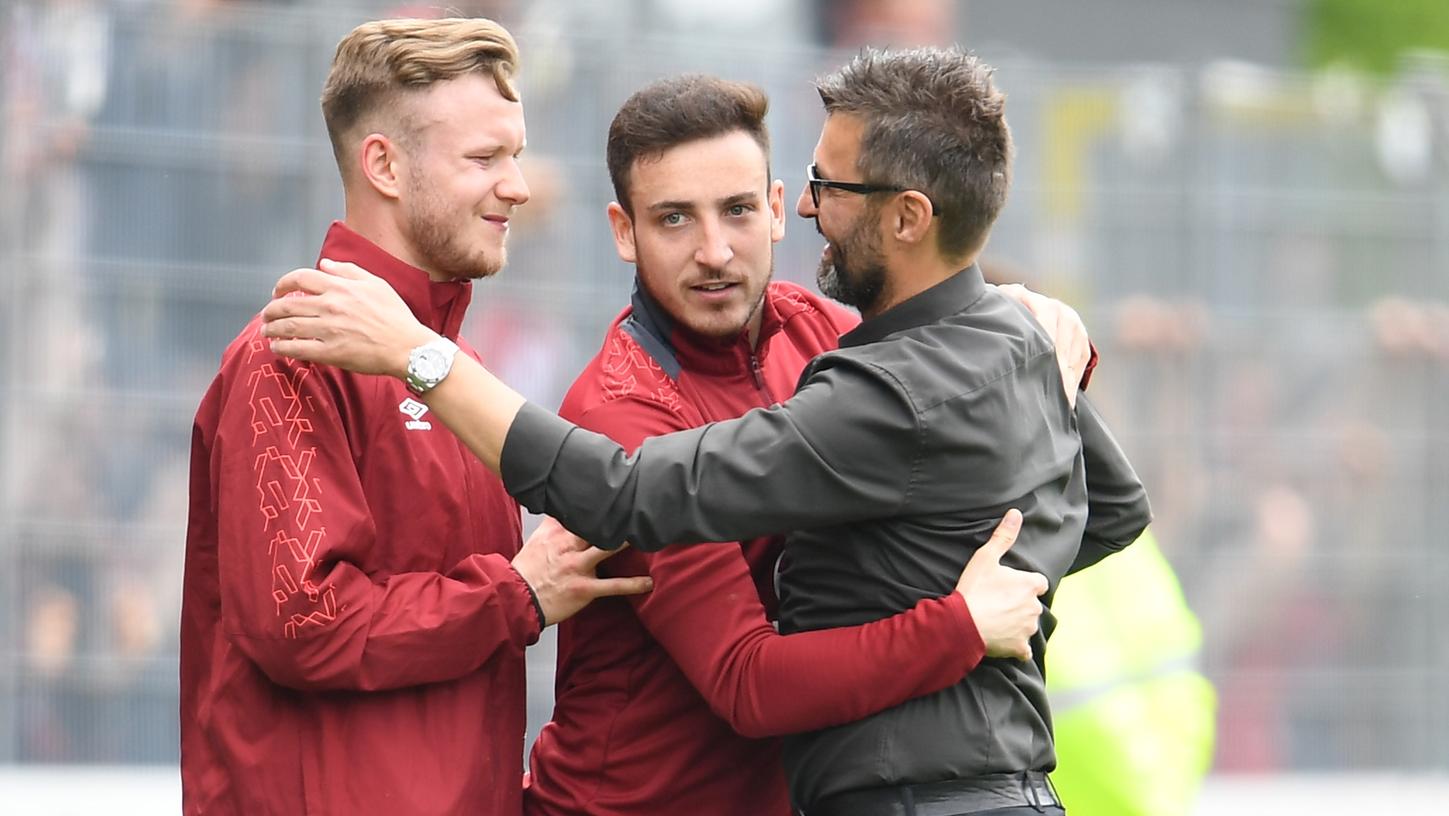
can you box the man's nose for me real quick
[497,157,530,206]
[795,182,816,218]
[695,217,734,269]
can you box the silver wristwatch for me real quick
[405,336,460,395]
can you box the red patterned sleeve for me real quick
[208,331,539,691]
[574,396,986,739]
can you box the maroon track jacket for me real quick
[180,223,539,815]
[523,281,987,816]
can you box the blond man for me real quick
[179,19,648,815]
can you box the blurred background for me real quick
[3,0,1448,812]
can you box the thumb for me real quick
[969,509,1023,569]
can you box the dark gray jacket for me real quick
[502,265,1150,808]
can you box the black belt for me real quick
[807,771,1063,816]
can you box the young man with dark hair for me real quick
[262,47,1152,816]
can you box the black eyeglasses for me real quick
[806,163,937,215]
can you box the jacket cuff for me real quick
[945,591,987,672]
[513,566,548,633]
[500,402,574,515]
[495,560,543,647]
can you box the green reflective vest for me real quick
[1047,530,1216,816]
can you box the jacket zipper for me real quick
[750,353,776,404]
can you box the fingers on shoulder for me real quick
[274,267,338,297]
[318,258,372,279]
[265,337,326,364]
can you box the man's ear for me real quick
[359,133,405,200]
[891,190,935,247]
[768,178,787,244]
[606,201,637,264]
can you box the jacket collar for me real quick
[624,280,788,378]
[839,264,987,348]
[317,221,473,339]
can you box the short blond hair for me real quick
[321,17,520,176]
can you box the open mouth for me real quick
[692,282,738,293]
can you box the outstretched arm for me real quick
[262,260,925,551]
[261,261,1136,562]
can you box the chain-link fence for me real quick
[3,0,1446,777]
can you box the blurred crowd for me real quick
[3,0,1448,772]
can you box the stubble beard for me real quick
[815,210,886,313]
[686,264,774,341]
[642,240,775,341]
[404,174,504,281]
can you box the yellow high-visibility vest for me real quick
[1047,530,1216,816]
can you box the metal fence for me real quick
[3,0,1446,774]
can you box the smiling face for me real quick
[797,113,889,313]
[609,130,785,341]
[396,72,530,281]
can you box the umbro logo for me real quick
[399,398,432,431]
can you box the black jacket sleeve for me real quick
[1067,393,1152,574]
[500,357,923,551]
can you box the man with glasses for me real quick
[262,46,1151,816]
[807,162,936,211]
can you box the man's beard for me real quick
[403,176,504,281]
[816,209,886,312]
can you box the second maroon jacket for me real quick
[523,281,987,816]
[180,223,540,815]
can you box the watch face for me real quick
[413,347,447,383]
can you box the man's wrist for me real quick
[395,328,446,382]
[519,573,548,630]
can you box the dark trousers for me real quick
[804,805,1065,816]
[805,772,1065,816]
